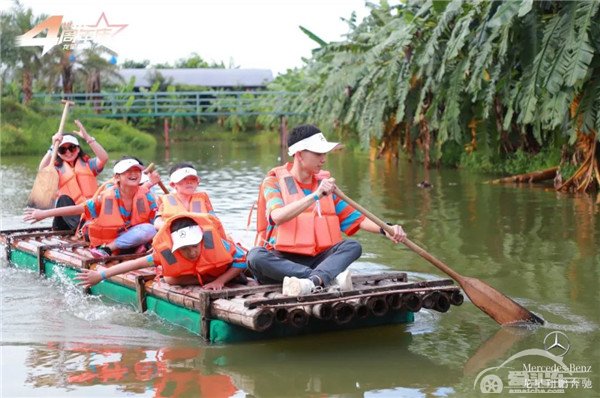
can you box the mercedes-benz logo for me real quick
[543,331,570,357]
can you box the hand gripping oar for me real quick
[27,100,75,209]
[334,188,544,326]
[144,163,169,194]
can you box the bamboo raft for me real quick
[0,227,464,344]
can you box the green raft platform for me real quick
[0,227,464,344]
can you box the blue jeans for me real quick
[114,223,156,250]
[247,239,362,286]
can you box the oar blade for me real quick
[460,276,544,326]
[26,166,59,210]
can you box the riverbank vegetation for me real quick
[259,1,599,192]
[0,99,156,155]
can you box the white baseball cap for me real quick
[113,158,144,174]
[170,167,198,183]
[171,225,203,252]
[287,132,340,156]
[60,135,79,147]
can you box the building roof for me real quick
[118,68,273,88]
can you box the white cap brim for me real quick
[139,173,150,185]
[171,225,203,252]
[170,167,198,183]
[113,159,144,174]
[60,135,79,147]
[288,133,340,156]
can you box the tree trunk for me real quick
[489,167,558,184]
[22,69,33,104]
[376,115,400,163]
[418,93,432,169]
[61,52,73,94]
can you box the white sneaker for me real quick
[282,276,316,297]
[333,270,353,291]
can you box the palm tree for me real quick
[77,44,122,94]
[0,1,46,103]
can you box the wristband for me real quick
[312,193,320,201]
[380,222,394,236]
[100,270,107,281]
[86,137,96,144]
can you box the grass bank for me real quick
[0,99,156,156]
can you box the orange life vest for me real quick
[57,158,98,204]
[87,186,154,247]
[255,163,342,255]
[159,192,212,219]
[152,213,235,284]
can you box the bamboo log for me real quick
[211,298,274,332]
[402,292,423,312]
[332,302,355,325]
[422,291,440,309]
[386,293,403,310]
[286,307,309,328]
[365,296,389,317]
[449,291,464,306]
[434,292,451,313]
[311,303,333,320]
[265,291,291,324]
[348,299,369,319]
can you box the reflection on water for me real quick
[1,139,599,397]
[16,328,464,397]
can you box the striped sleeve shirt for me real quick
[83,188,158,225]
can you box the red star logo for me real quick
[85,12,127,51]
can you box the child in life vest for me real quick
[24,157,159,257]
[154,163,215,230]
[75,213,247,290]
[38,120,109,231]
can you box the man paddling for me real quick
[248,124,406,296]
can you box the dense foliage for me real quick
[263,0,600,190]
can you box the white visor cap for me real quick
[113,158,144,174]
[171,225,203,252]
[60,135,79,147]
[170,167,198,183]
[287,133,340,156]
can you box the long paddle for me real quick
[27,100,75,209]
[334,188,544,326]
[144,163,170,194]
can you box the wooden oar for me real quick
[144,163,170,194]
[27,100,75,209]
[334,188,544,326]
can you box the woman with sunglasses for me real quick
[37,120,108,231]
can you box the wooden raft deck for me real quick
[0,227,463,343]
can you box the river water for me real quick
[1,139,598,397]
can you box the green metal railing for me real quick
[32,90,301,118]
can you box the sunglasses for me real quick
[58,144,79,155]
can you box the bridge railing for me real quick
[32,90,302,118]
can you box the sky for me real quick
[1,0,370,75]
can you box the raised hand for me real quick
[72,120,90,140]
